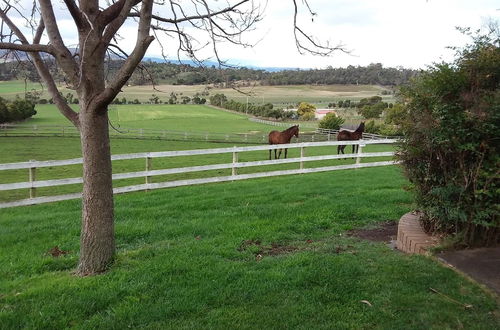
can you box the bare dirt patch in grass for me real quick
[347,221,398,243]
[238,239,299,260]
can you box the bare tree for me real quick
[0,0,345,276]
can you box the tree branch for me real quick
[95,0,155,110]
[38,0,80,86]
[0,7,79,127]
[129,0,250,24]
[0,42,53,54]
[292,0,348,56]
[62,0,85,30]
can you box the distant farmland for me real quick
[0,80,393,107]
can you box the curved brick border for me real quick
[397,212,439,254]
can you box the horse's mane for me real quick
[355,122,365,133]
[283,125,298,133]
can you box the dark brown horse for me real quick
[268,125,299,159]
[337,122,365,154]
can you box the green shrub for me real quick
[319,112,345,130]
[398,27,500,247]
[0,97,37,124]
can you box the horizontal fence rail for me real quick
[0,139,398,208]
[1,123,400,143]
[248,118,317,128]
[1,124,333,144]
[315,127,401,140]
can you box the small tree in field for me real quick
[297,102,316,119]
[398,26,500,247]
[318,112,345,130]
[0,0,346,275]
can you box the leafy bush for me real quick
[319,112,345,130]
[358,102,387,119]
[209,93,227,107]
[211,94,291,119]
[0,97,37,123]
[397,27,500,247]
[297,102,316,119]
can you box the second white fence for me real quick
[0,139,398,208]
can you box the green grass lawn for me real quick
[0,166,498,329]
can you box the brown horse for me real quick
[268,125,299,159]
[337,122,365,154]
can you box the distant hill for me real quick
[143,57,304,72]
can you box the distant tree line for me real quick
[0,59,419,87]
[209,93,294,120]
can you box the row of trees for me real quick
[0,97,36,123]
[0,59,418,87]
[209,93,293,120]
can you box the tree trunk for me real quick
[76,109,115,276]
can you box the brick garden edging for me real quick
[397,212,439,254]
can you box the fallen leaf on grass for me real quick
[360,300,372,307]
[48,246,69,257]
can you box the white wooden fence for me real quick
[0,139,398,208]
[249,118,317,128]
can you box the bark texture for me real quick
[76,109,115,276]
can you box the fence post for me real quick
[232,147,238,176]
[145,156,152,189]
[356,142,365,165]
[300,147,305,171]
[29,161,36,199]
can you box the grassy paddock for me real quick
[0,80,393,106]
[0,166,498,329]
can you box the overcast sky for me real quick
[10,0,500,70]
[142,0,499,70]
[206,0,500,70]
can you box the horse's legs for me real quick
[338,145,345,154]
[277,149,282,159]
[274,149,278,159]
[269,149,272,160]
[284,148,288,159]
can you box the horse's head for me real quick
[357,122,365,132]
[293,125,299,138]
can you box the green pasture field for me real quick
[0,80,393,107]
[1,166,498,329]
[122,83,395,106]
[0,80,44,96]
[11,103,313,133]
